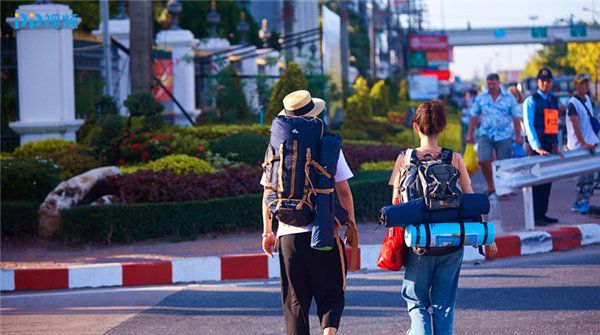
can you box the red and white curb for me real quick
[2,223,599,292]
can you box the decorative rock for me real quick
[92,195,119,206]
[38,167,121,236]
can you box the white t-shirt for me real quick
[260,150,354,237]
[566,95,600,150]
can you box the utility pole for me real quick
[283,0,295,62]
[338,0,350,92]
[129,0,153,94]
[100,0,113,97]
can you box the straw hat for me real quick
[278,90,325,118]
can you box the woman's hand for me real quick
[487,241,498,258]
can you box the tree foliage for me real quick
[265,62,308,121]
[216,66,250,123]
[345,76,372,126]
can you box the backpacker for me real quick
[399,148,466,255]
[262,115,330,227]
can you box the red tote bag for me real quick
[377,196,406,271]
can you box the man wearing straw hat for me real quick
[260,90,358,335]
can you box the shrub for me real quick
[370,80,390,116]
[210,132,269,165]
[143,154,214,175]
[105,166,263,204]
[1,201,39,239]
[168,124,270,142]
[343,144,404,172]
[119,132,178,163]
[58,170,391,245]
[1,157,61,202]
[266,62,307,121]
[54,152,101,180]
[360,160,395,171]
[345,76,372,127]
[123,93,165,131]
[58,194,264,245]
[11,139,100,180]
[13,138,75,158]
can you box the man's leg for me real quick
[477,136,495,193]
[402,249,435,335]
[309,236,346,334]
[279,233,313,335]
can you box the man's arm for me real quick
[335,180,355,224]
[569,114,595,151]
[466,98,481,143]
[261,189,276,257]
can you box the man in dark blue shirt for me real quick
[522,68,563,226]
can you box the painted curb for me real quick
[2,223,599,292]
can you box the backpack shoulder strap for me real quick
[440,148,453,165]
[404,148,420,166]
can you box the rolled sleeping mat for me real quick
[379,193,490,228]
[404,221,495,248]
[311,133,342,251]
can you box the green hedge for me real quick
[57,171,392,245]
[1,201,39,239]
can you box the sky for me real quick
[421,0,599,80]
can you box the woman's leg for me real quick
[430,248,464,335]
[402,250,435,335]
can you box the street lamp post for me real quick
[237,11,249,44]
[258,19,271,48]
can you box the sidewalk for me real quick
[2,171,599,292]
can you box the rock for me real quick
[92,195,119,206]
[38,166,120,236]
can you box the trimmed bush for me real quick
[170,124,270,142]
[1,201,39,239]
[58,194,263,245]
[12,138,100,179]
[143,154,214,175]
[343,144,404,172]
[106,166,263,204]
[1,157,61,202]
[266,62,308,121]
[13,138,75,158]
[210,132,269,165]
[57,171,391,245]
[360,160,395,171]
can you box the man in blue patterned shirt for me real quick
[466,73,522,195]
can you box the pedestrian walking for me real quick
[522,68,563,226]
[566,73,599,214]
[389,100,498,335]
[466,73,522,196]
[260,90,358,335]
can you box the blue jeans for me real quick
[402,248,464,335]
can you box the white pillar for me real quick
[6,3,83,144]
[93,18,130,116]
[155,29,199,126]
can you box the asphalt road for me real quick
[2,246,600,335]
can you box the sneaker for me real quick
[579,202,590,214]
[571,202,582,212]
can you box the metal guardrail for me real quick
[493,147,600,230]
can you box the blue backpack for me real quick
[263,115,329,227]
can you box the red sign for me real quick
[409,34,448,51]
[426,49,450,62]
[152,59,173,102]
[420,69,451,81]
